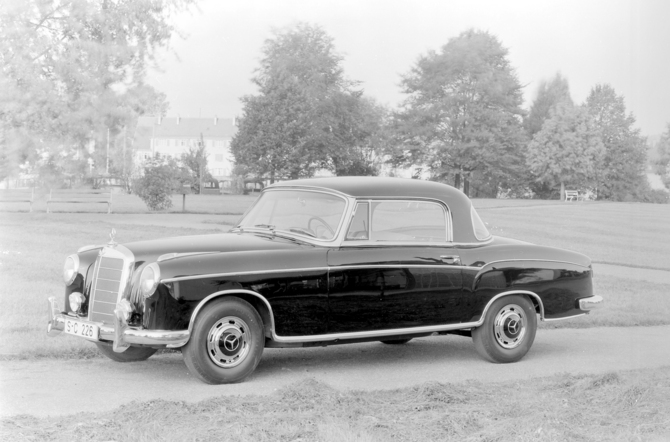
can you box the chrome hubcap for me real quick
[493,304,526,349]
[207,316,250,368]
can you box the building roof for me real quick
[137,116,237,139]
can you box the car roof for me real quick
[268,177,482,244]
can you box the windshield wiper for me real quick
[253,224,275,230]
[288,227,316,238]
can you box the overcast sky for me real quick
[147,0,670,138]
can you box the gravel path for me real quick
[2,325,669,417]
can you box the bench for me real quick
[0,188,35,212]
[47,188,113,213]
[565,190,582,202]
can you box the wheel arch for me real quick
[475,290,545,326]
[187,289,275,341]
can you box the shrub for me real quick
[133,158,182,211]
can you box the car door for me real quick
[327,200,465,333]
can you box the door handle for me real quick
[440,255,461,265]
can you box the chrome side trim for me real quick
[475,258,591,279]
[278,322,483,343]
[158,251,220,262]
[162,267,329,284]
[163,263,478,284]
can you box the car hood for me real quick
[123,232,307,263]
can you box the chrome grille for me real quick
[89,256,125,324]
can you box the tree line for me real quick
[231,25,667,202]
[1,4,668,203]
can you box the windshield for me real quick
[236,190,347,240]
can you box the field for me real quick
[1,196,669,440]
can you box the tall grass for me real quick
[2,368,669,441]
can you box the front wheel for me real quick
[472,295,537,363]
[182,297,264,384]
[96,343,157,362]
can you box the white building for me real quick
[135,116,237,180]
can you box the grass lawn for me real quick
[2,367,668,441]
[475,200,670,270]
[1,199,668,360]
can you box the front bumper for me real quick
[46,297,190,352]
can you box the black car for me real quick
[48,177,602,383]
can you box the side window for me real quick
[345,203,369,240]
[370,201,447,242]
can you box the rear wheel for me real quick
[380,338,412,345]
[182,297,264,384]
[96,343,157,362]
[472,295,537,363]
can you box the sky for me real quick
[147,0,670,138]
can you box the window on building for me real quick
[215,154,224,162]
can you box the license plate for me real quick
[64,318,99,341]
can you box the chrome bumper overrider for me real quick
[578,295,604,311]
[46,297,190,352]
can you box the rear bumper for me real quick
[578,295,604,311]
[46,297,190,352]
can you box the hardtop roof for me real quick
[268,177,481,243]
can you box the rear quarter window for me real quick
[471,206,491,241]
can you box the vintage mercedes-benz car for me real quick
[47,177,602,384]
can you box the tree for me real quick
[392,29,527,195]
[524,73,573,137]
[181,135,214,193]
[231,23,384,181]
[526,103,605,199]
[0,0,187,184]
[654,123,670,189]
[585,84,648,200]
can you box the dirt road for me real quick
[2,325,669,417]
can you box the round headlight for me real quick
[139,263,161,299]
[69,292,86,313]
[63,255,80,286]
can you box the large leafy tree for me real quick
[391,29,526,196]
[654,123,670,189]
[526,103,604,199]
[0,0,187,184]
[585,84,648,200]
[524,73,573,137]
[231,23,383,181]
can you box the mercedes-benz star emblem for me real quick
[508,320,519,334]
[223,334,240,352]
[108,228,117,246]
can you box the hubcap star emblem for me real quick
[223,334,239,351]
